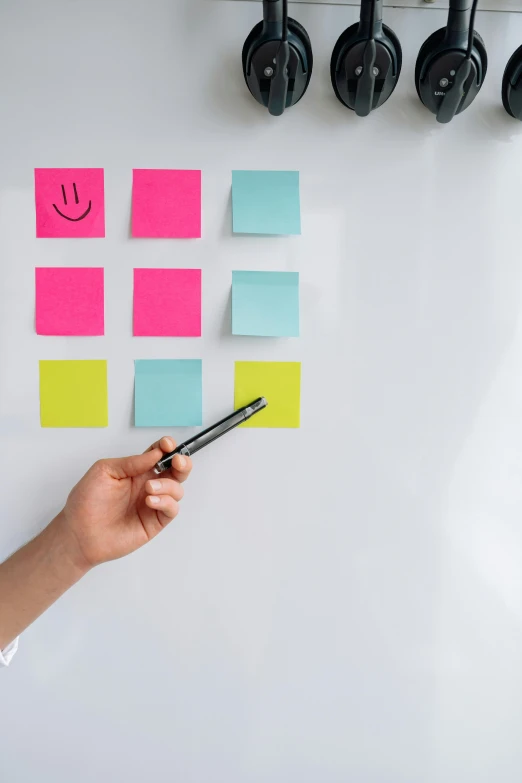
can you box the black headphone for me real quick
[330,0,402,116]
[242,0,313,116]
[502,45,522,119]
[415,0,487,123]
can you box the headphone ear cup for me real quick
[472,30,488,79]
[330,23,361,105]
[502,44,522,118]
[242,17,313,107]
[286,16,314,99]
[415,28,488,104]
[242,21,264,80]
[414,27,446,100]
[384,23,403,79]
[330,23,402,110]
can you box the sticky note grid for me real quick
[34,168,301,429]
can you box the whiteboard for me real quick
[2,1,522,781]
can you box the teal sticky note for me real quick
[134,359,202,427]
[232,271,299,337]
[232,170,301,235]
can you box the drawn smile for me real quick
[52,202,92,221]
[52,183,92,222]
[53,201,91,223]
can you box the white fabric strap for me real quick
[0,637,19,667]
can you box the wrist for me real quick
[42,513,93,584]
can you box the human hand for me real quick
[52,437,192,572]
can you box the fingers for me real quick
[146,478,184,502]
[145,436,175,455]
[108,449,161,479]
[145,494,179,523]
[145,437,192,483]
[107,436,192,481]
[145,478,184,524]
[170,453,193,483]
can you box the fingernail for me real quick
[164,438,174,451]
[177,456,187,469]
[149,480,161,492]
[149,495,160,505]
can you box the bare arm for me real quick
[0,517,87,650]
[0,437,192,652]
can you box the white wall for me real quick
[2,1,522,781]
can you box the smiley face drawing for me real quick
[35,168,105,238]
[53,182,92,222]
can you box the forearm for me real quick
[0,514,89,650]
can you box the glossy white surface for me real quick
[2,1,522,781]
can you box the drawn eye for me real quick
[52,183,92,222]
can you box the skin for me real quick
[0,437,192,651]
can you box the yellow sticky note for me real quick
[40,360,108,428]
[234,361,301,428]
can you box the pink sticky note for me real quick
[133,268,201,336]
[36,267,104,336]
[132,169,201,238]
[34,168,105,238]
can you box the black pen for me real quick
[153,397,268,475]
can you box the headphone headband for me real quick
[446,0,474,45]
[262,0,283,29]
[358,0,382,40]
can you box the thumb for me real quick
[107,448,162,479]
